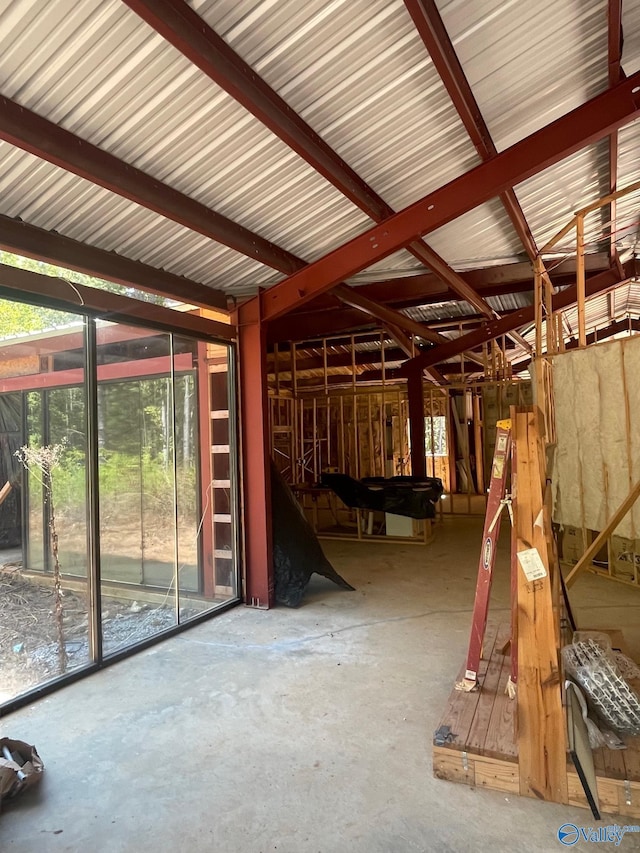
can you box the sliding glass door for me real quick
[0,298,239,710]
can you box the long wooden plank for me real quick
[514,409,568,803]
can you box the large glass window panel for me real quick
[96,323,178,655]
[0,301,90,704]
[1,297,240,712]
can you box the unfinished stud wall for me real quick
[269,385,450,489]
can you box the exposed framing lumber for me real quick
[565,479,640,588]
[256,72,640,321]
[513,409,568,804]
[0,214,228,310]
[0,96,302,275]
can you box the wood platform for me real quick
[433,623,640,818]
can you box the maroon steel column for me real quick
[235,298,274,608]
[407,369,426,479]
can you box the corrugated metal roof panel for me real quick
[514,142,610,252]
[437,0,609,152]
[622,0,640,75]
[616,120,640,255]
[0,0,374,292]
[0,140,279,295]
[0,0,635,306]
[426,199,523,268]
[194,0,481,211]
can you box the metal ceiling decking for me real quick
[0,0,637,325]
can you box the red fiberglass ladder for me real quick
[456,419,516,694]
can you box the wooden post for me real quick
[576,213,586,347]
[407,368,426,479]
[544,275,555,354]
[534,259,543,357]
[513,408,567,804]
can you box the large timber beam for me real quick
[404,0,539,262]
[256,71,640,322]
[0,214,227,310]
[398,260,637,375]
[0,96,302,275]
[125,0,511,329]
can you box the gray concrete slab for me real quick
[1,517,639,852]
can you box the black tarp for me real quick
[320,473,443,520]
[0,394,22,548]
[271,461,355,607]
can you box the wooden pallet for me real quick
[433,623,640,818]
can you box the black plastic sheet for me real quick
[271,461,355,607]
[320,473,443,520]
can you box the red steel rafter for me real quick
[0,96,302,275]
[256,72,640,322]
[123,0,509,325]
[404,0,539,263]
[0,214,228,310]
[608,0,625,259]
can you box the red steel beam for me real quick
[122,0,392,221]
[0,353,193,393]
[124,0,509,323]
[404,0,540,262]
[235,297,274,608]
[266,249,607,341]
[0,263,235,342]
[0,214,228,310]
[0,96,302,275]
[333,284,486,372]
[407,368,427,477]
[608,0,624,259]
[280,254,609,316]
[398,260,636,375]
[333,284,445,345]
[256,71,640,322]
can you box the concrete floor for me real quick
[2,516,640,852]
